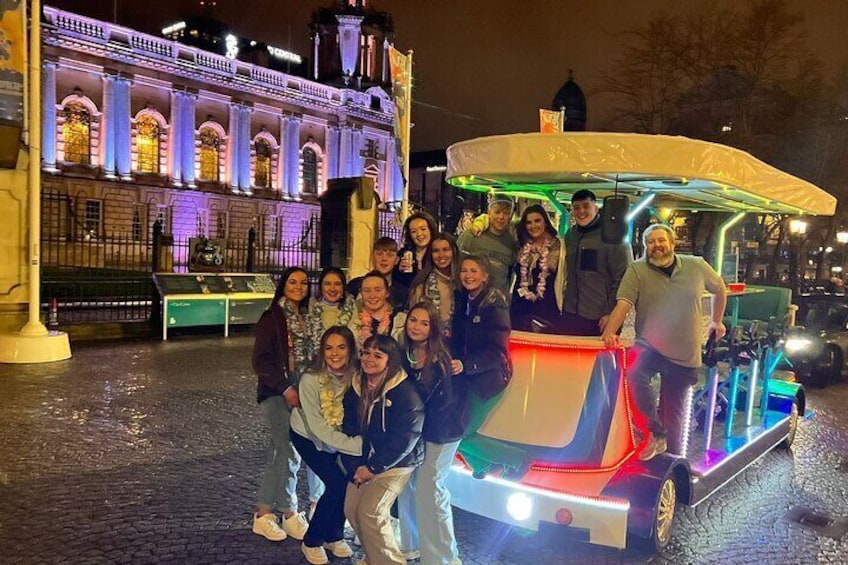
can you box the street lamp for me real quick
[788,219,807,293]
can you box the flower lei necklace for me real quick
[518,237,553,302]
[307,296,356,360]
[281,299,310,375]
[358,307,391,344]
[425,270,456,327]
[318,370,348,428]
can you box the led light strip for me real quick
[452,465,631,512]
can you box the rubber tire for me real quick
[778,397,800,449]
[823,347,843,386]
[632,475,678,553]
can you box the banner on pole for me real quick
[0,0,24,168]
[539,108,564,134]
[388,45,411,182]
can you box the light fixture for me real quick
[506,492,533,522]
[789,219,807,235]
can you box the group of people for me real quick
[250,189,728,564]
[252,212,511,565]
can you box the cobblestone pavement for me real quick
[1,336,846,564]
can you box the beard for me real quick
[648,249,674,267]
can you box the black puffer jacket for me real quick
[403,357,470,444]
[452,289,512,399]
[340,370,424,476]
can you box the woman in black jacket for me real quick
[452,254,512,434]
[341,334,424,565]
[397,302,467,564]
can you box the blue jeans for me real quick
[628,344,699,455]
[258,396,324,513]
[398,440,461,564]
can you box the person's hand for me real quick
[353,465,375,486]
[470,214,489,237]
[450,359,463,375]
[601,330,619,348]
[283,387,300,409]
[598,315,610,333]
[708,320,727,341]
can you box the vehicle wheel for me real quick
[651,476,677,552]
[778,397,800,449]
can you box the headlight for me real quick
[506,492,533,521]
[784,337,814,354]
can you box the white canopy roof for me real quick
[446,132,836,215]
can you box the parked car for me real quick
[783,294,848,387]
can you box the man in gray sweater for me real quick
[457,198,519,297]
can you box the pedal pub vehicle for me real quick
[442,132,836,551]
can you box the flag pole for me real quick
[400,49,413,223]
[0,0,71,363]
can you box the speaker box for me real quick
[601,195,629,244]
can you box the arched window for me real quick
[254,139,272,189]
[62,102,90,165]
[136,115,160,173]
[199,127,220,181]
[302,147,317,194]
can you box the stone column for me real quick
[238,105,252,191]
[42,61,58,171]
[325,124,339,180]
[114,76,132,179]
[100,73,117,178]
[181,91,197,187]
[336,15,363,84]
[350,128,364,178]
[338,125,351,178]
[168,90,183,185]
[281,116,301,198]
[227,102,240,190]
[382,38,389,84]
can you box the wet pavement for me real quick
[0,336,846,564]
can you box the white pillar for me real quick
[101,74,117,178]
[325,124,339,180]
[313,33,320,80]
[42,61,58,171]
[227,102,240,190]
[114,76,132,179]
[238,105,252,191]
[182,92,196,187]
[168,90,183,185]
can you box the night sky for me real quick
[48,0,848,152]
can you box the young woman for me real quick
[408,233,460,335]
[348,271,406,348]
[251,267,317,542]
[341,334,424,565]
[395,210,439,287]
[289,327,361,565]
[307,267,357,358]
[511,204,565,333]
[398,302,466,565]
[452,255,512,433]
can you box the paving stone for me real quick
[1,336,846,564]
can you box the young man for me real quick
[348,237,410,310]
[601,224,727,460]
[561,189,632,335]
[457,198,519,296]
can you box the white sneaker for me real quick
[282,511,309,540]
[252,513,287,541]
[301,543,329,565]
[323,540,353,558]
[402,549,421,560]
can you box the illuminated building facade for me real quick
[40,3,402,250]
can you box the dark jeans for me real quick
[627,344,699,455]
[289,429,348,547]
[561,311,602,336]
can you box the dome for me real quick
[552,70,587,131]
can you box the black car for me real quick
[782,293,848,387]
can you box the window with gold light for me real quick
[62,102,91,165]
[302,147,318,194]
[136,115,160,173]
[255,138,272,188]
[199,127,220,181]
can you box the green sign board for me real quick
[166,299,227,328]
[229,298,272,325]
